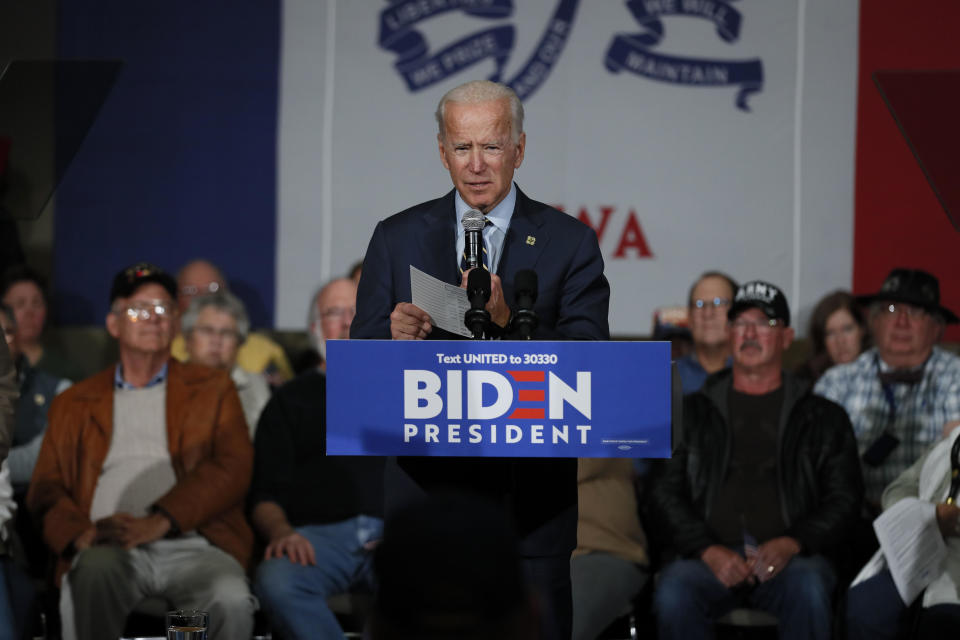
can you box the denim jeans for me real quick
[654,553,835,640]
[254,516,383,640]
[847,569,960,640]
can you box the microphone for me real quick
[461,209,486,271]
[513,269,539,340]
[464,268,491,339]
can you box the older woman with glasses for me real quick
[182,291,270,437]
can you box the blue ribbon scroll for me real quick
[604,0,763,111]
[378,0,580,102]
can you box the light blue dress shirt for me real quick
[453,182,516,275]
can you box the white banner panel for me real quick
[277,0,859,335]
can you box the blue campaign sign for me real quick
[326,340,672,458]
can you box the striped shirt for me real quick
[814,346,960,504]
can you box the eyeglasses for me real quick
[180,282,221,297]
[730,318,780,334]
[881,303,927,320]
[193,325,239,341]
[692,297,731,311]
[116,300,172,323]
[320,306,355,321]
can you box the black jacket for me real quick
[649,369,863,559]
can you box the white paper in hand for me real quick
[410,265,472,338]
[874,497,947,605]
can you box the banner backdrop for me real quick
[326,339,672,458]
[51,1,864,335]
[277,0,860,334]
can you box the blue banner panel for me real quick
[54,1,280,327]
[327,340,672,458]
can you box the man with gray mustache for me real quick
[649,280,863,640]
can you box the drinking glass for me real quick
[166,609,208,640]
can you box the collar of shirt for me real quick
[454,182,517,275]
[875,353,927,375]
[115,362,169,390]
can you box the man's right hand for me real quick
[936,503,960,539]
[265,530,317,566]
[390,303,432,340]
[701,544,754,588]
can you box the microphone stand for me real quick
[465,268,491,340]
[513,269,539,340]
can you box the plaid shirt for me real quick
[814,346,960,504]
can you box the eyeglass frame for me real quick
[320,306,356,321]
[190,324,241,341]
[729,317,782,334]
[112,299,175,323]
[179,282,222,297]
[691,297,732,311]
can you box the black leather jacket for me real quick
[649,369,864,559]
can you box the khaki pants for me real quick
[61,537,254,640]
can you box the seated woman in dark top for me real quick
[0,264,81,382]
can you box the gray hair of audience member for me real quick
[181,291,250,343]
[435,80,524,144]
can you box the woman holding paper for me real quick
[846,424,960,639]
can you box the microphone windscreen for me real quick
[461,209,486,231]
[514,269,538,304]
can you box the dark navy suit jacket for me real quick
[351,186,610,555]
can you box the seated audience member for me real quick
[293,276,357,375]
[182,291,270,437]
[676,271,737,394]
[796,290,868,383]
[171,259,293,383]
[649,280,863,640]
[847,423,960,640]
[1,265,81,381]
[369,494,539,640]
[815,268,960,511]
[0,303,71,492]
[27,263,255,640]
[571,459,649,640]
[252,277,384,640]
[0,460,34,640]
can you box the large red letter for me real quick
[577,206,614,244]
[613,210,653,258]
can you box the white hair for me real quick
[435,80,524,143]
[181,291,250,342]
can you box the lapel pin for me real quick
[526,235,536,246]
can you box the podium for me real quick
[326,339,673,459]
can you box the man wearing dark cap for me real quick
[815,268,960,510]
[28,263,255,640]
[649,280,863,640]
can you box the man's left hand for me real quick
[750,536,800,583]
[95,512,172,549]
[460,270,510,327]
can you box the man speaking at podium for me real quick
[351,80,609,639]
